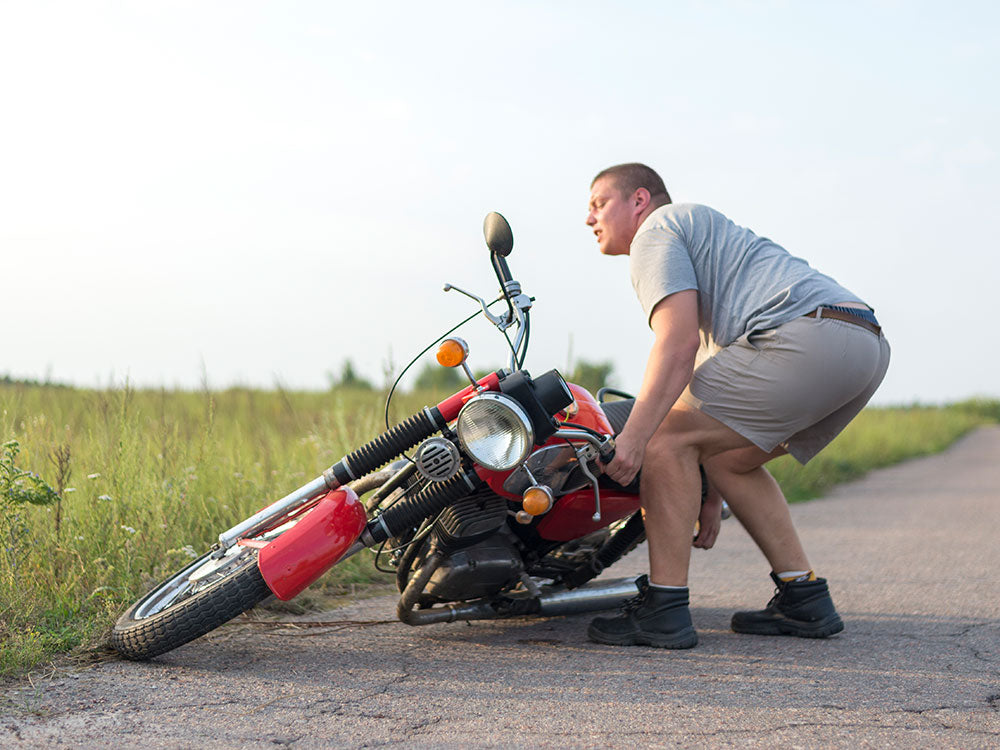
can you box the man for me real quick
[585,163,890,649]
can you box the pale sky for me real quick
[2,1,997,405]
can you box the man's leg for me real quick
[702,445,811,575]
[637,403,759,586]
[589,402,842,646]
[702,447,843,638]
[588,403,752,648]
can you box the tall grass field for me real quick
[1,382,997,678]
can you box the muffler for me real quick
[397,573,641,626]
[537,576,641,616]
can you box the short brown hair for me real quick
[591,163,671,204]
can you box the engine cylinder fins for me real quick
[414,437,461,482]
[366,470,480,545]
[433,488,508,549]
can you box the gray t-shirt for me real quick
[629,203,865,349]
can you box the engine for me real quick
[407,486,524,603]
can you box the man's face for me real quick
[586,176,636,256]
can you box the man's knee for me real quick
[707,445,786,476]
[645,424,697,464]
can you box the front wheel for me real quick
[112,544,271,660]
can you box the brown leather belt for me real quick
[804,307,881,335]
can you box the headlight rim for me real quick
[456,392,535,472]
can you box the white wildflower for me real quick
[120,525,137,534]
[87,473,100,480]
[181,545,198,559]
[64,487,77,493]
[98,494,112,501]
[75,535,85,541]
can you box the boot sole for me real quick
[587,624,698,649]
[731,614,844,638]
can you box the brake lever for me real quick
[442,284,505,327]
[572,443,605,522]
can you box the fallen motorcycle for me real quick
[112,212,654,660]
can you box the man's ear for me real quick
[633,187,651,212]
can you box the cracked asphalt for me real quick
[3,426,999,748]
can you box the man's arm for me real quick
[601,289,700,486]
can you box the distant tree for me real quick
[568,359,615,395]
[413,361,465,392]
[329,360,374,390]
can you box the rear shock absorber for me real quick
[561,511,646,589]
[361,469,481,547]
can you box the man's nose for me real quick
[585,211,596,226]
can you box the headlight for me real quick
[456,393,534,471]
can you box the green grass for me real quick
[769,399,998,502]
[0,382,433,678]
[1,382,997,678]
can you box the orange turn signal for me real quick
[436,337,470,368]
[521,486,554,516]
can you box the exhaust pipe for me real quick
[398,574,641,626]
[537,576,641,616]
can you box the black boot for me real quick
[588,575,698,648]
[731,572,844,638]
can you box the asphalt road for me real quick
[3,427,999,748]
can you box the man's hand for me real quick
[693,481,723,549]
[600,430,644,486]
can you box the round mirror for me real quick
[483,212,513,257]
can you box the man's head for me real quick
[586,163,671,256]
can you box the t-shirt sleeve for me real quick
[628,222,698,327]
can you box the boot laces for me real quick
[620,575,649,613]
[766,580,789,609]
[621,593,647,613]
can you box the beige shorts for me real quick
[679,314,891,464]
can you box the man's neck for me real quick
[635,197,670,231]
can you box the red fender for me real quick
[256,488,367,601]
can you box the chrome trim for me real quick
[538,576,641,616]
[397,576,642,626]
[442,283,505,327]
[340,456,358,481]
[376,514,391,541]
[218,475,329,549]
[462,471,478,492]
[502,444,588,496]
[551,428,606,450]
[442,279,532,373]
[576,451,602,522]
[414,437,461,482]
[456,392,535,471]
[423,405,441,429]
